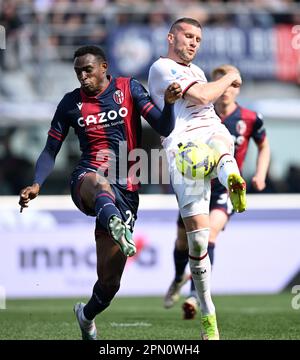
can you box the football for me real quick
[175,141,215,180]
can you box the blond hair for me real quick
[211,64,240,79]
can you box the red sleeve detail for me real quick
[48,131,62,141]
[143,104,155,118]
[50,128,62,137]
[141,102,152,116]
[182,81,198,97]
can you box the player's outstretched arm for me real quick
[252,137,271,191]
[18,135,63,212]
[148,82,181,136]
[19,183,40,212]
[131,79,181,137]
[185,71,242,106]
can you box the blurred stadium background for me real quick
[0,0,300,339]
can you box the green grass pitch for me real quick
[0,293,299,340]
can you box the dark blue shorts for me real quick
[177,180,233,228]
[70,166,139,232]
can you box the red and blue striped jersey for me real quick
[219,104,266,171]
[211,104,267,193]
[46,76,173,191]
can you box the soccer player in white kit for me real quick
[148,18,247,340]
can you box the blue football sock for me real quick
[174,247,189,282]
[95,191,122,231]
[208,243,215,266]
[83,281,111,320]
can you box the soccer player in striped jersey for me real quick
[164,64,270,322]
[19,45,182,340]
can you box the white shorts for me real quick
[164,123,233,218]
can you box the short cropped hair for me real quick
[73,45,107,62]
[211,64,240,79]
[169,17,202,34]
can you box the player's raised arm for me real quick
[184,71,242,106]
[130,78,182,137]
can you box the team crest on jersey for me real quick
[236,120,247,135]
[113,90,124,104]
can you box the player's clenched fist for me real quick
[164,82,182,104]
[226,70,242,88]
[19,183,40,212]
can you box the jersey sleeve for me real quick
[148,59,199,106]
[48,96,70,142]
[33,136,63,186]
[252,112,266,144]
[130,78,175,137]
[34,96,71,186]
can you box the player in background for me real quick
[148,18,247,340]
[164,64,271,320]
[19,45,182,340]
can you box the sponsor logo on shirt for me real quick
[77,107,128,127]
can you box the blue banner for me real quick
[107,25,298,81]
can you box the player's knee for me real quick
[187,228,209,257]
[93,182,112,198]
[81,173,112,205]
[86,173,110,191]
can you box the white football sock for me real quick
[216,154,240,189]
[187,228,215,316]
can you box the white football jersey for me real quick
[148,57,222,149]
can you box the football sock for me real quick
[174,247,189,282]
[208,243,215,266]
[83,281,111,320]
[216,154,240,189]
[189,243,214,294]
[187,228,215,315]
[190,276,196,296]
[95,190,122,230]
